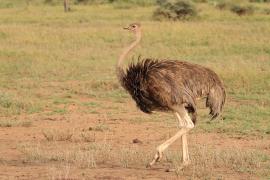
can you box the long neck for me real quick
[118,31,141,68]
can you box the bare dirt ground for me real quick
[0,100,269,179]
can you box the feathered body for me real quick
[117,58,226,124]
[117,23,226,168]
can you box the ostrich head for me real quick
[117,23,142,68]
[123,23,141,34]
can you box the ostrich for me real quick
[117,23,226,169]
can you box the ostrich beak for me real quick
[123,26,129,30]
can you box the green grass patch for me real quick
[0,3,269,137]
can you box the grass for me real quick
[18,141,270,177]
[0,1,270,179]
[166,145,270,178]
[0,2,269,135]
[89,123,110,132]
[42,129,74,141]
[0,119,32,127]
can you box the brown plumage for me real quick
[118,58,226,124]
[117,23,226,169]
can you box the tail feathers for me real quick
[206,85,226,120]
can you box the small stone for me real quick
[132,138,142,144]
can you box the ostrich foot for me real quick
[146,151,163,168]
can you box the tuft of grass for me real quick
[79,131,96,142]
[42,129,74,141]
[89,123,110,132]
[0,119,32,127]
[0,92,26,113]
[0,92,42,116]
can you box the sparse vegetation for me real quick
[19,142,270,177]
[0,0,269,179]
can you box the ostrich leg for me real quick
[181,134,190,165]
[147,106,194,167]
[176,111,191,165]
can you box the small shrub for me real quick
[216,1,232,10]
[263,8,270,15]
[153,0,197,21]
[230,4,255,16]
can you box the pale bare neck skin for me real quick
[118,30,142,68]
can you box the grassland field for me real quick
[0,1,269,179]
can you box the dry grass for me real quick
[79,131,96,142]
[0,119,32,127]
[42,129,74,141]
[89,123,110,132]
[18,141,270,178]
[118,146,152,168]
[166,145,270,178]
[19,141,151,169]
[49,164,72,180]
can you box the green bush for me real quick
[230,4,255,16]
[153,0,197,21]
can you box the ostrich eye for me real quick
[132,25,136,28]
